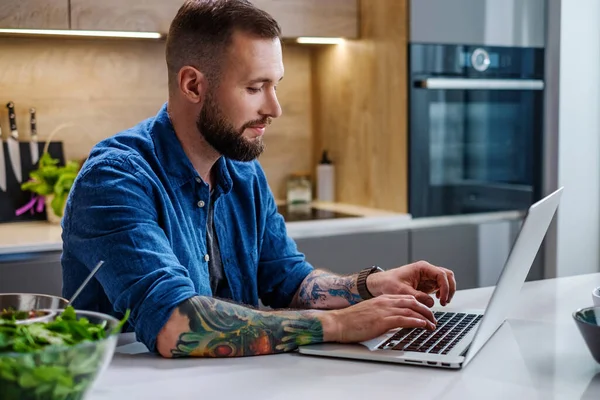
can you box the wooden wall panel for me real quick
[0,0,69,29]
[312,0,409,212]
[260,44,314,199]
[0,38,312,199]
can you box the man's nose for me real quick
[261,90,282,119]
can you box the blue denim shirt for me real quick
[61,103,313,353]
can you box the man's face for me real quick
[197,31,284,162]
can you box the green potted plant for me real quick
[18,152,81,223]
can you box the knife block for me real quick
[0,141,65,223]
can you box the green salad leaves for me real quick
[0,306,129,400]
[20,152,81,217]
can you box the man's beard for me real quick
[197,93,269,162]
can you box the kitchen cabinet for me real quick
[0,0,69,29]
[478,218,544,286]
[252,0,358,38]
[410,224,480,290]
[294,216,536,291]
[410,217,543,292]
[477,219,515,288]
[0,251,63,297]
[70,0,178,33]
[295,230,409,276]
[70,0,358,38]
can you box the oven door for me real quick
[409,78,544,218]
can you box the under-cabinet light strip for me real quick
[0,29,163,39]
[296,37,345,45]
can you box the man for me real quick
[62,0,456,358]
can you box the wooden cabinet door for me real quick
[71,0,358,38]
[254,0,358,38]
[0,0,69,29]
[70,0,180,33]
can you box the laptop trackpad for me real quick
[360,331,398,351]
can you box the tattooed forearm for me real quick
[292,270,362,309]
[170,296,325,358]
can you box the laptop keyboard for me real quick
[378,312,483,354]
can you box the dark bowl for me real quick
[573,307,600,363]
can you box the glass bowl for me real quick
[0,309,120,400]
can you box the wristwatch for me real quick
[356,265,384,300]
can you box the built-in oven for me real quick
[409,44,545,218]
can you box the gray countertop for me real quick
[0,206,524,255]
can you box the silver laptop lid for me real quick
[463,187,563,365]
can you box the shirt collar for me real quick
[150,102,232,194]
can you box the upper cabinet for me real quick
[0,0,69,29]
[70,0,358,38]
[70,0,180,33]
[253,0,358,38]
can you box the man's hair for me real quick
[165,0,281,89]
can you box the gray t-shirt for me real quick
[206,192,227,296]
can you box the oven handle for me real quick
[416,78,545,90]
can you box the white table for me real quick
[90,273,600,400]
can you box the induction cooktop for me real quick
[277,205,359,222]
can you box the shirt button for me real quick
[195,177,202,183]
[197,200,205,208]
[204,254,210,262]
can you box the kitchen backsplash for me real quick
[0,37,313,199]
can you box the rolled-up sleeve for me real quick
[256,185,313,309]
[63,157,199,352]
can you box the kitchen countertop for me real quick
[0,221,63,255]
[90,273,600,399]
[0,202,524,255]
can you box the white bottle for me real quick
[316,150,335,202]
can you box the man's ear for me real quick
[177,66,207,104]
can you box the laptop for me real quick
[298,187,563,369]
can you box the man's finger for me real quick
[442,267,456,303]
[386,316,436,331]
[407,288,435,308]
[418,263,450,306]
[393,296,436,324]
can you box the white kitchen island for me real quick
[89,273,600,400]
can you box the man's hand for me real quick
[322,294,437,343]
[366,261,456,307]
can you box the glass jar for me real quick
[286,173,312,205]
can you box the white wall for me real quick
[556,0,600,277]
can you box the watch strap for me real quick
[357,265,383,300]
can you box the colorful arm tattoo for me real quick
[171,296,325,358]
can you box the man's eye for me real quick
[247,87,261,94]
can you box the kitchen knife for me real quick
[0,122,6,192]
[29,108,39,165]
[6,101,22,183]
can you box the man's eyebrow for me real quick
[247,76,284,84]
